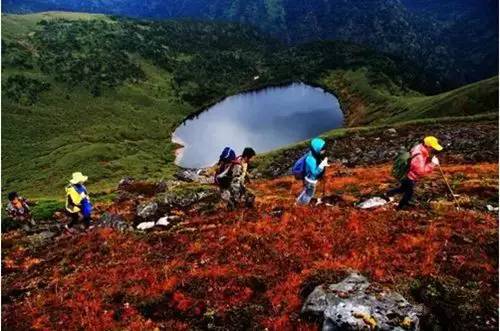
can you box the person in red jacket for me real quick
[386,136,443,209]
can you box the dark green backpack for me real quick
[392,147,414,181]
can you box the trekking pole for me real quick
[316,168,327,205]
[322,168,327,199]
[437,164,460,209]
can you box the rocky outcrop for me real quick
[256,121,498,178]
[175,169,214,184]
[302,272,423,331]
[136,202,159,220]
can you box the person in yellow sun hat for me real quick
[385,136,443,209]
[65,172,93,230]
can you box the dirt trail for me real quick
[2,163,498,330]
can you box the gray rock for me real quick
[26,231,56,248]
[386,128,397,135]
[98,213,133,232]
[302,272,423,331]
[136,202,158,219]
[162,190,219,209]
[175,169,214,184]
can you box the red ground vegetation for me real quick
[2,163,498,330]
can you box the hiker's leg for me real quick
[230,182,243,208]
[387,181,405,196]
[244,189,255,208]
[220,188,230,202]
[297,180,316,205]
[220,189,234,210]
[398,179,415,209]
[83,214,91,228]
[67,212,79,228]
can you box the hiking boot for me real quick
[381,194,395,202]
[64,224,77,234]
[396,203,415,211]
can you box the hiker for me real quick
[5,192,35,230]
[386,136,442,209]
[65,172,93,230]
[215,147,256,210]
[295,137,329,205]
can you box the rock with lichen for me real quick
[302,272,423,330]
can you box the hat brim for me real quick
[431,143,443,151]
[70,175,88,184]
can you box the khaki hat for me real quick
[424,136,443,151]
[70,172,88,184]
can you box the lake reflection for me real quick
[173,83,343,168]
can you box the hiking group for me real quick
[5,135,445,229]
[213,134,444,211]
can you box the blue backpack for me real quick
[218,147,236,164]
[215,147,237,186]
[292,153,308,179]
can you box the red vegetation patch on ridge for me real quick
[2,163,498,330]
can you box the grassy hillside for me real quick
[320,70,498,126]
[1,12,498,198]
[2,13,273,197]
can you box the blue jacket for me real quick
[305,138,326,181]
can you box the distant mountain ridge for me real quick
[3,0,498,90]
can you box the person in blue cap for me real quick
[296,137,330,205]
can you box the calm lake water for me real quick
[172,83,343,168]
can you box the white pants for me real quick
[296,177,317,205]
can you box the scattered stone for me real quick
[98,213,133,232]
[25,231,56,249]
[302,272,423,331]
[357,197,388,209]
[386,128,397,135]
[162,189,219,209]
[175,169,214,184]
[137,202,158,219]
[156,216,177,227]
[156,218,169,227]
[486,204,499,212]
[136,222,156,230]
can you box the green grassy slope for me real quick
[1,11,110,39]
[319,69,498,126]
[1,12,497,199]
[2,62,192,197]
[2,14,195,197]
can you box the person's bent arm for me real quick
[68,187,83,206]
[410,154,435,177]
